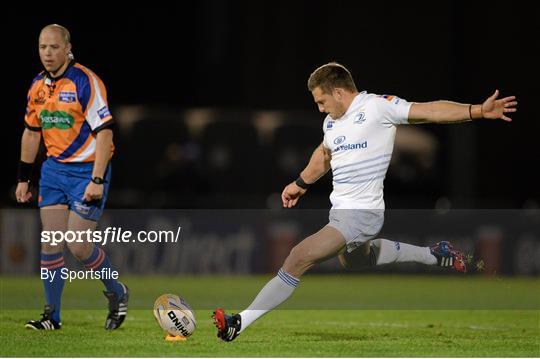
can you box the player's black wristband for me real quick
[295,176,310,190]
[17,161,33,182]
[91,176,107,185]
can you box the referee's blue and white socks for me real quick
[371,238,437,266]
[82,245,125,298]
[40,252,65,323]
[238,268,300,333]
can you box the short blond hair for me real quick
[40,24,71,44]
[307,62,357,94]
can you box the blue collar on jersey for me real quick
[43,59,76,85]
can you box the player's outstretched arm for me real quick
[408,89,517,124]
[15,129,41,203]
[281,142,331,208]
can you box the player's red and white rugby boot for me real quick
[430,241,467,273]
[212,308,242,342]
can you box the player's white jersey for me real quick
[323,91,411,209]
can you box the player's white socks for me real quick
[238,268,299,333]
[371,238,437,265]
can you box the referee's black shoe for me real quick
[103,283,129,330]
[25,304,61,330]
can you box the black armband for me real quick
[17,161,34,182]
[93,120,116,134]
[24,121,42,132]
[295,176,311,190]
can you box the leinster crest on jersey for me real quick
[354,112,366,124]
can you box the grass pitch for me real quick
[1,275,539,357]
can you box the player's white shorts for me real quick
[327,209,384,252]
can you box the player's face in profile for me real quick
[39,29,70,75]
[311,87,344,120]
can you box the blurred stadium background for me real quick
[2,2,539,277]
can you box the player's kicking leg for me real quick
[339,238,467,273]
[213,225,346,341]
[67,211,129,330]
[371,238,468,272]
[26,205,68,330]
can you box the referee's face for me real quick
[311,87,345,120]
[39,29,71,76]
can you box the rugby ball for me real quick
[153,294,196,337]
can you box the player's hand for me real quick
[281,182,307,208]
[15,182,32,203]
[481,90,517,122]
[83,181,104,202]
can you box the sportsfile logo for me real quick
[41,226,182,246]
[334,141,368,153]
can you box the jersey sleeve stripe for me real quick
[85,71,112,130]
[65,66,92,113]
[78,66,97,117]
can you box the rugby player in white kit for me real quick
[213,62,518,342]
